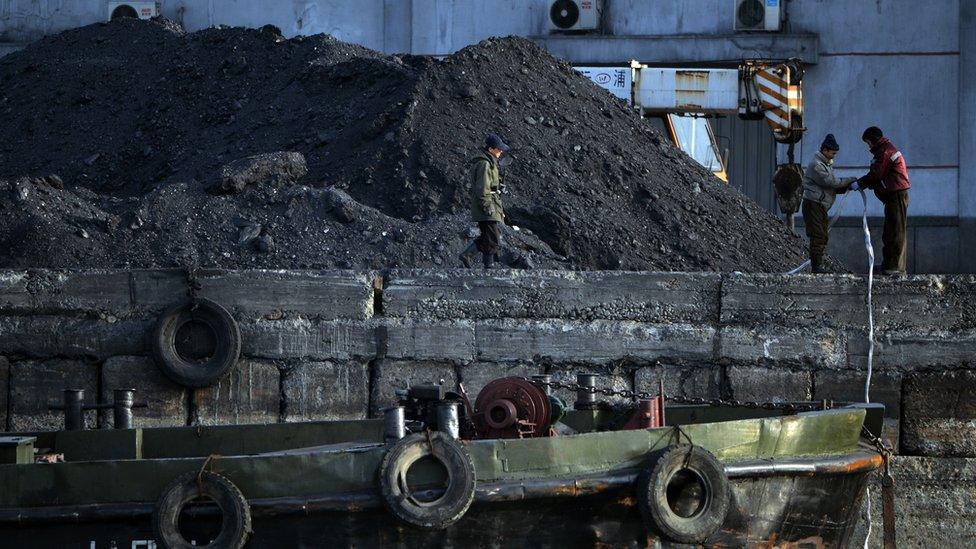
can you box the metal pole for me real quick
[658,379,667,427]
[383,407,405,444]
[113,389,135,430]
[437,402,460,440]
[575,373,598,410]
[63,389,85,431]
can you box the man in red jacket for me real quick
[851,126,911,274]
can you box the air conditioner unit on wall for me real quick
[107,2,160,21]
[549,0,602,32]
[733,0,783,32]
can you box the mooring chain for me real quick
[861,425,894,461]
[535,379,819,412]
[860,424,898,549]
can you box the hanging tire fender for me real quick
[379,432,476,530]
[151,298,241,388]
[153,470,252,549]
[637,443,731,544]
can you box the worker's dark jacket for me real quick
[470,151,503,222]
[860,137,911,201]
[801,151,854,210]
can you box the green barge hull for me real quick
[0,403,883,548]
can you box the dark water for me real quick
[1,498,648,549]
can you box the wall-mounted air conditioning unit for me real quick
[107,2,160,21]
[733,0,783,32]
[548,0,602,32]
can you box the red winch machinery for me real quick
[396,374,666,440]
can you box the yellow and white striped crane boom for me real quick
[748,59,804,144]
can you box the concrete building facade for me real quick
[0,0,970,273]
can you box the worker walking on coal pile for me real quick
[853,126,911,275]
[800,134,857,273]
[459,134,510,269]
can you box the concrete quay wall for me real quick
[1,268,974,546]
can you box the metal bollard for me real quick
[113,389,136,430]
[437,402,460,440]
[62,389,85,431]
[383,407,406,444]
[574,373,598,410]
[532,374,552,395]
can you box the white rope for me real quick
[785,260,811,275]
[787,190,875,395]
[786,190,877,547]
[860,189,876,403]
[858,188,876,549]
[786,190,875,398]
[863,485,873,549]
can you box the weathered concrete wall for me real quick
[8,358,99,431]
[2,268,974,445]
[855,457,976,549]
[280,360,369,422]
[100,356,186,428]
[1,268,974,546]
[0,356,8,431]
[0,268,376,428]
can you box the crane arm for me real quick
[622,59,805,144]
[741,59,804,144]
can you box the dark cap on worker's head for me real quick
[485,134,510,152]
[820,133,840,152]
[862,126,883,144]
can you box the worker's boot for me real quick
[482,252,494,269]
[458,241,478,268]
[811,256,827,274]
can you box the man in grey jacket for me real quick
[801,134,857,273]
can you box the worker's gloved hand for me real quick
[499,183,509,195]
[849,179,860,191]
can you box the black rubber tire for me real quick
[153,471,251,549]
[379,432,476,530]
[637,444,730,544]
[152,298,241,388]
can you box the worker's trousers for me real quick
[802,199,829,263]
[475,221,501,255]
[881,190,909,272]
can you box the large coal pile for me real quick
[0,18,812,271]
